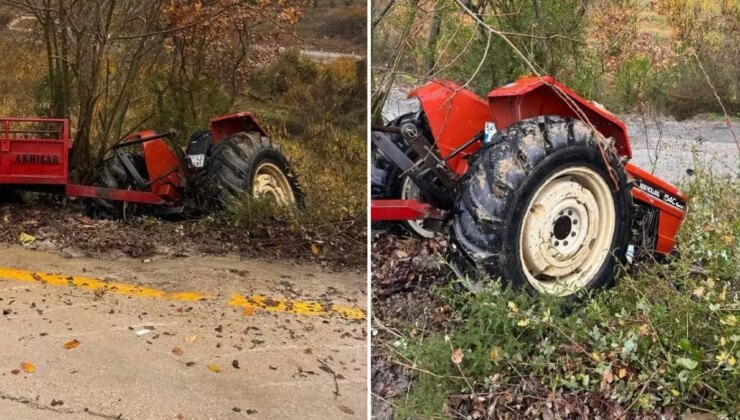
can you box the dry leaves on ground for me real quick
[63,340,80,349]
[21,361,35,373]
[338,405,355,415]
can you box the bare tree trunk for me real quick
[58,0,70,118]
[426,1,442,73]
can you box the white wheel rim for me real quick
[400,176,435,238]
[519,166,615,296]
[252,162,296,206]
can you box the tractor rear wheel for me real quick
[88,152,148,219]
[452,116,632,297]
[204,132,304,207]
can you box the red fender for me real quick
[488,76,632,158]
[209,112,267,144]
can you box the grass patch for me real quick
[380,169,739,417]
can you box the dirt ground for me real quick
[0,200,364,271]
[370,234,451,419]
[0,198,367,419]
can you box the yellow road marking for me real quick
[0,267,206,301]
[0,267,365,320]
[229,293,366,320]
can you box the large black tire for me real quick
[452,116,632,297]
[88,152,148,219]
[204,132,304,207]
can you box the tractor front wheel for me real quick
[88,152,148,219]
[452,116,632,297]
[204,132,304,207]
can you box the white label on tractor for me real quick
[189,154,205,168]
[484,122,497,144]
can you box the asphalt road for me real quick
[0,246,366,419]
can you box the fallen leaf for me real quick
[10,369,19,375]
[184,335,197,343]
[19,232,36,246]
[310,243,320,255]
[487,346,503,362]
[602,369,614,384]
[451,348,464,365]
[63,340,80,349]
[172,347,184,356]
[338,405,354,415]
[242,306,256,316]
[22,361,35,373]
[207,364,222,373]
[80,216,92,225]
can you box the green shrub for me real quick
[249,50,365,135]
[608,55,672,113]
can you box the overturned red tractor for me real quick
[372,76,687,297]
[0,113,303,218]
